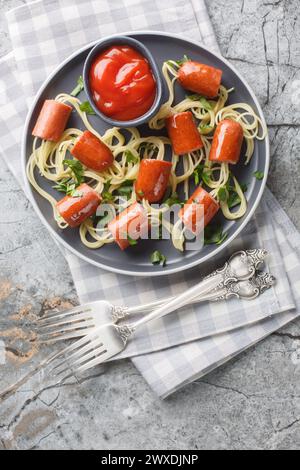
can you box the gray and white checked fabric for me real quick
[0,0,299,398]
[134,191,300,397]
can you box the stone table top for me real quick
[0,0,299,450]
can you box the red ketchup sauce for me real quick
[89,45,157,121]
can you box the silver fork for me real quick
[37,249,267,343]
[49,251,275,381]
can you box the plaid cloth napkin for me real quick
[1,0,299,398]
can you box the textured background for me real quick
[0,0,300,450]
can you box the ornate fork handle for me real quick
[111,271,275,325]
[113,271,276,345]
[204,248,267,287]
[111,306,130,323]
[206,271,275,301]
[110,249,269,322]
[112,249,273,346]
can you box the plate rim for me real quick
[21,30,270,277]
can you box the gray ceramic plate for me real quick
[22,31,269,277]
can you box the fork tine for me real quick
[43,340,80,367]
[38,314,94,331]
[68,349,112,376]
[48,330,101,374]
[50,330,98,364]
[53,336,103,372]
[38,317,95,334]
[38,328,96,343]
[65,343,105,369]
[38,305,87,320]
[36,332,100,372]
[58,346,110,381]
[55,344,107,377]
[37,306,92,324]
[38,322,94,338]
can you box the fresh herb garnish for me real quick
[53,178,84,197]
[167,55,191,68]
[221,181,248,209]
[227,192,240,208]
[202,172,212,186]
[163,192,183,207]
[150,250,167,266]
[116,180,134,197]
[240,183,248,193]
[227,184,247,209]
[102,180,134,201]
[199,97,212,111]
[127,235,138,246]
[125,150,139,164]
[193,170,200,186]
[217,186,228,202]
[71,190,84,198]
[137,190,145,197]
[118,186,133,196]
[253,171,264,180]
[204,225,228,246]
[55,159,84,196]
[70,75,84,97]
[53,179,76,196]
[158,212,163,240]
[63,159,84,185]
[175,54,190,66]
[79,101,96,115]
[101,180,114,202]
[193,164,212,186]
[187,94,212,111]
[199,124,213,133]
[187,94,200,101]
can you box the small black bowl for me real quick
[83,35,163,127]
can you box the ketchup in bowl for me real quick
[89,45,157,121]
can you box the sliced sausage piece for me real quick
[166,111,203,155]
[32,100,72,142]
[108,202,148,250]
[178,61,222,98]
[56,183,101,228]
[71,130,114,172]
[209,119,244,164]
[179,186,219,234]
[135,159,172,203]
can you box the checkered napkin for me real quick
[1,0,299,398]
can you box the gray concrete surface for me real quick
[0,0,300,450]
